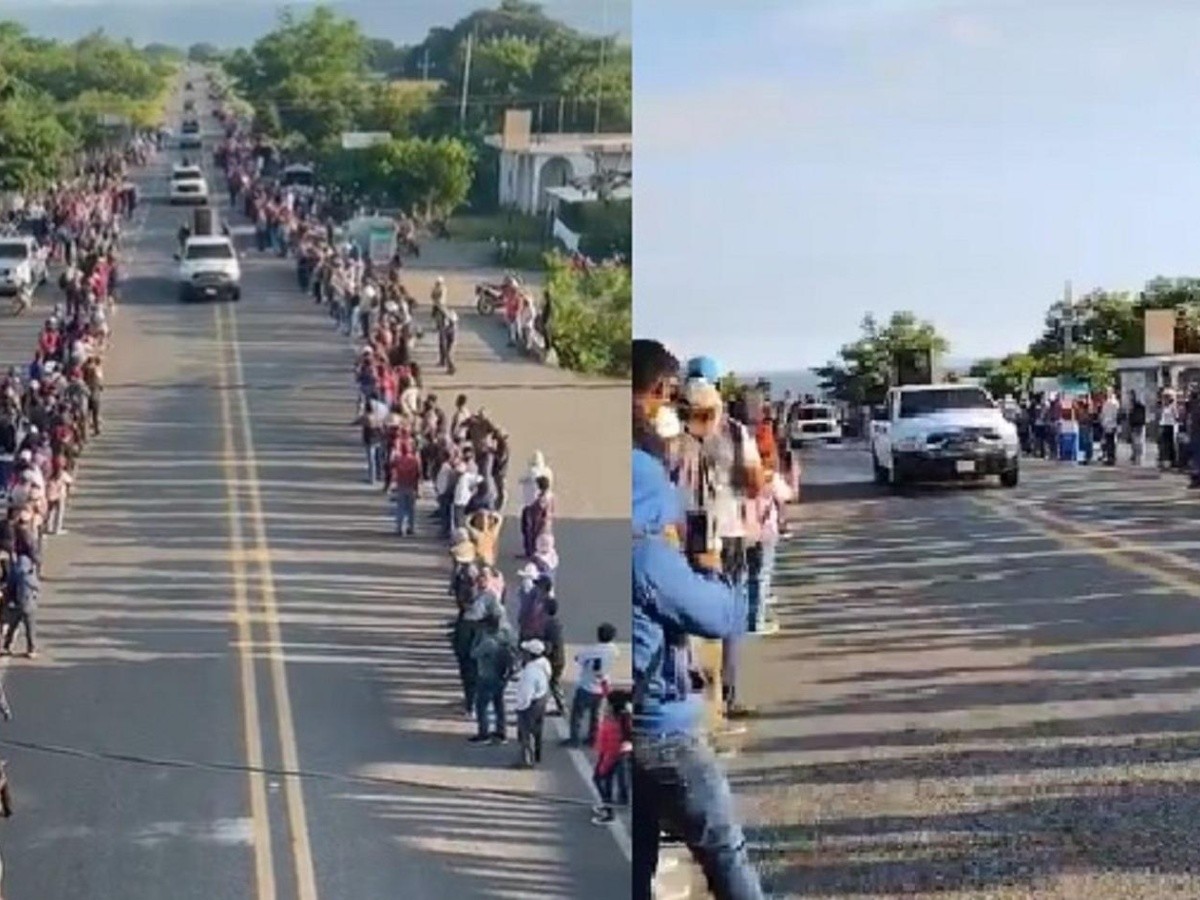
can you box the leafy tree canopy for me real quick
[813,312,949,405]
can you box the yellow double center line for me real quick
[973,491,1200,599]
[215,302,318,900]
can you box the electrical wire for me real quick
[0,736,598,809]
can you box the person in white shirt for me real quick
[564,623,618,746]
[751,469,793,633]
[452,456,481,532]
[1159,388,1179,470]
[520,450,553,506]
[513,639,552,767]
[1099,390,1120,466]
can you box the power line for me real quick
[0,735,598,810]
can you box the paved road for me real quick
[0,77,630,899]
[735,443,1200,898]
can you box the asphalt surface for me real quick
[734,442,1200,898]
[0,76,630,900]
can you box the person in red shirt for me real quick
[385,440,421,536]
[590,687,632,824]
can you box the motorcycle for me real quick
[475,283,503,316]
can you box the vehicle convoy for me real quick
[177,235,240,302]
[870,383,1020,488]
[788,402,842,446]
[169,164,209,205]
[0,236,47,297]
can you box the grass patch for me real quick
[448,210,546,244]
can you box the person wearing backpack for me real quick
[469,613,514,745]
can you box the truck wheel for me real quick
[1000,466,1019,488]
[872,453,888,485]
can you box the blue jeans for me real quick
[632,733,764,900]
[475,679,506,739]
[568,687,602,745]
[722,575,747,705]
[393,490,416,534]
[594,754,630,805]
[365,445,382,484]
[748,540,777,630]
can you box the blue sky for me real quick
[634,0,1200,372]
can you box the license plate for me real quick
[203,287,216,296]
[955,459,976,474]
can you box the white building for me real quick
[484,132,632,215]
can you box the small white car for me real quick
[178,235,240,302]
[170,165,209,205]
[0,236,47,296]
[788,403,842,447]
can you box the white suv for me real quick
[0,236,47,296]
[170,165,209,205]
[178,235,240,302]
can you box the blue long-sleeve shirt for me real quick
[632,448,746,736]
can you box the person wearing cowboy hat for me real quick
[513,637,551,767]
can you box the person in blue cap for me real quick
[631,339,763,899]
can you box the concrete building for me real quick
[1113,353,1200,401]
[484,132,632,215]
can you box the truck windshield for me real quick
[899,388,993,417]
[796,407,834,421]
[0,243,29,260]
[186,244,233,260]
[283,169,314,188]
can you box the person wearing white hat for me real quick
[513,637,551,768]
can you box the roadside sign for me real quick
[340,132,391,150]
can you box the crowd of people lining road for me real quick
[209,112,632,825]
[0,144,139,663]
[0,139,144,887]
[1006,386,1200,485]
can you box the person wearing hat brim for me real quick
[513,636,552,768]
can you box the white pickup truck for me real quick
[870,383,1020,488]
[0,236,47,297]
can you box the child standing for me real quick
[591,688,632,824]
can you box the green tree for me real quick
[814,312,949,405]
[188,43,221,63]
[0,94,76,189]
[543,251,630,376]
[969,352,1039,398]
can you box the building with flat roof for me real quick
[484,132,632,215]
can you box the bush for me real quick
[544,252,630,377]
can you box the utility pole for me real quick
[557,95,565,132]
[420,48,431,81]
[1061,279,1075,355]
[458,30,474,129]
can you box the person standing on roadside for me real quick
[1100,389,1120,466]
[1129,390,1147,465]
[1187,385,1200,489]
[630,339,762,900]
